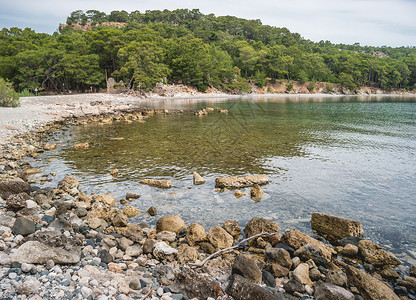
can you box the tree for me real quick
[0,78,19,107]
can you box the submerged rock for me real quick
[73,142,89,149]
[215,175,269,189]
[311,212,363,243]
[140,179,172,189]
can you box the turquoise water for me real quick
[32,95,416,264]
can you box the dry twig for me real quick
[140,288,154,300]
[188,231,278,268]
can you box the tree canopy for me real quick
[1,9,415,94]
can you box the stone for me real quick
[118,237,134,251]
[126,192,140,199]
[293,263,313,286]
[208,225,234,249]
[200,242,215,254]
[43,143,57,151]
[410,266,416,277]
[338,236,363,247]
[227,274,285,300]
[175,267,218,300]
[234,190,246,198]
[309,267,322,281]
[92,194,116,207]
[380,268,400,280]
[57,175,79,195]
[88,217,102,229]
[156,215,186,234]
[143,238,157,254]
[125,245,142,257]
[156,231,177,242]
[281,229,336,260]
[326,270,348,287]
[46,259,55,270]
[283,277,306,294]
[153,241,178,260]
[269,263,289,278]
[110,169,119,177]
[294,243,329,267]
[147,206,157,216]
[262,269,276,287]
[129,279,141,290]
[215,175,269,189]
[340,243,359,256]
[140,179,172,189]
[0,180,31,199]
[398,276,416,289]
[12,217,36,236]
[358,239,401,266]
[177,244,199,264]
[311,212,363,243]
[121,206,140,218]
[186,223,207,246]
[18,277,41,296]
[6,192,30,211]
[344,264,400,300]
[11,241,80,264]
[222,219,241,239]
[265,248,292,269]
[193,172,206,185]
[232,255,262,284]
[244,217,280,247]
[74,142,89,149]
[250,184,264,201]
[112,213,128,227]
[124,223,143,242]
[314,282,354,300]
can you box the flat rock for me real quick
[156,215,186,234]
[232,255,262,284]
[12,217,36,236]
[215,175,269,189]
[358,239,401,266]
[345,264,400,300]
[311,212,363,243]
[140,179,172,189]
[12,241,80,264]
[281,229,335,261]
[314,282,354,300]
[208,225,234,249]
[0,180,31,199]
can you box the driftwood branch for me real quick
[188,231,278,268]
[140,288,153,300]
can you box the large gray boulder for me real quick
[11,241,80,264]
[314,282,354,300]
[227,275,285,300]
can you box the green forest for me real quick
[1,8,416,96]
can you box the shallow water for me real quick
[30,95,416,264]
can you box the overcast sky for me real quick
[1,0,415,47]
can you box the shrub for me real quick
[0,78,20,107]
[307,81,316,92]
[326,83,334,93]
[18,88,34,97]
[286,82,293,92]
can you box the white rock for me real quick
[21,263,34,273]
[153,242,178,260]
[25,200,37,209]
[81,286,92,297]
[18,277,41,296]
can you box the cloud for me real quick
[1,0,415,46]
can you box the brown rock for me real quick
[175,268,218,300]
[92,194,116,207]
[143,238,157,254]
[345,264,400,300]
[185,223,207,246]
[139,179,172,189]
[340,243,359,256]
[380,268,400,280]
[208,226,234,249]
[244,217,280,247]
[200,242,215,254]
[57,175,79,195]
[293,263,313,286]
[124,223,143,242]
[147,206,157,216]
[222,219,241,239]
[0,180,31,199]
[250,184,264,201]
[358,239,401,266]
[177,244,199,264]
[232,255,262,284]
[410,266,416,277]
[265,248,292,269]
[112,213,128,227]
[43,143,57,151]
[109,169,119,177]
[120,206,140,218]
[311,212,363,243]
[193,172,206,185]
[74,142,89,149]
[269,263,289,278]
[6,192,30,211]
[314,282,354,300]
[156,215,186,234]
[280,229,335,261]
[234,190,246,198]
[215,175,269,189]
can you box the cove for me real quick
[29,95,416,265]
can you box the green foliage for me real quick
[286,82,293,92]
[307,81,316,92]
[0,78,20,107]
[254,70,267,87]
[18,88,34,97]
[339,73,357,91]
[326,82,334,93]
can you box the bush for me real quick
[18,88,34,97]
[0,78,20,107]
[286,82,293,92]
[307,81,316,92]
[326,83,334,93]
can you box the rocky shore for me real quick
[0,107,415,300]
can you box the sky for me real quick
[1,0,415,47]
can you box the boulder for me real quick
[156,215,186,234]
[265,248,292,269]
[269,263,289,278]
[0,180,31,199]
[294,243,329,267]
[340,243,359,256]
[112,213,128,227]
[293,263,313,286]
[124,223,143,242]
[153,241,178,261]
[140,179,172,189]
[357,239,401,266]
[121,206,140,218]
[208,226,234,249]
[185,223,207,246]
[11,241,80,264]
[57,175,79,195]
[232,255,262,284]
[243,217,280,247]
[222,219,241,239]
[345,264,400,300]
[311,212,363,243]
[12,217,36,236]
[147,206,157,216]
[175,267,218,300]
[280,229,335,260]
[314,282,354,300]
[92,194,116,207]
[6,192,30,211]
[326,270,348,287]
[177,244,199,264]
[227,274,285,300]
[215,175,269,189]
[250,184,264,201]
[283,278,305,294]
[193,172,206,185]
